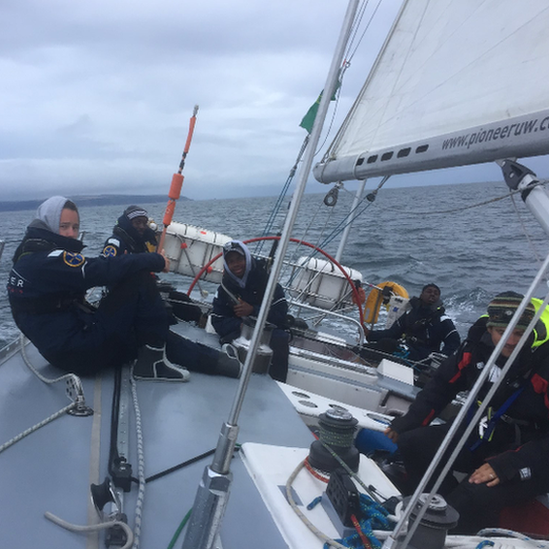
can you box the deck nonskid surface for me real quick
[0,340,315,548]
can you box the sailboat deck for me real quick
[0,339,314,548]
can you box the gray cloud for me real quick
[0,1,413,201]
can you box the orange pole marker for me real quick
[157,105,199,253]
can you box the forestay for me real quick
[315,0,549,183]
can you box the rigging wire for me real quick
[346,0,384,61]
[257,0,385,244]
[314,176,389,253]
[510,192,545,268]
[400,182,547,216]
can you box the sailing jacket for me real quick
[102,214,157,257]
[211,259,288,342]
[390,317,549,484]
[7,226,165,359]
[367,297,460,360]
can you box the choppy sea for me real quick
[1,181,548,349]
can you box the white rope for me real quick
[130,367,146,549]
[44,511,134,549]
[475,529,549,548]
[0,402,77,454]
[0,333,88,454]
[20,333,80,388]
[285,458,348,549]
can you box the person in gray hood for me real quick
[8,196,190,381]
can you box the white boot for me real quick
[133,344,190,382]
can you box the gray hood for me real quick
[30,196,70,234]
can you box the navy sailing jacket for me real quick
[8,226,165,358]
[211,260,288,342]
[367,297,460,360]
[102,214,157,257]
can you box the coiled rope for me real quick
[326,493,391,549]
[318,418,356,449]
[286,458,394,549]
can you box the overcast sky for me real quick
[2,0,548,202]
[0,0,399,201]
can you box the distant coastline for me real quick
[0,194,191,212]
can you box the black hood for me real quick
[13,226,84,264]
[113,213,156,253]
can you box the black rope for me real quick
[142,445,242,484]
[144,448,215,483]
[108,364,122,479]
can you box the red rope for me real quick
[351,514,372,549]
[303,457,330,483]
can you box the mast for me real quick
[180,2,361,548]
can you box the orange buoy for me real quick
[363,281,409,325]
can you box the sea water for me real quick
[1,181,548,349]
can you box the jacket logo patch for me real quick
[63,251,85,267]
[103,245,118,257]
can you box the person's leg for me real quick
[97,271,169,346]
[268,328,290,382]
[97,272,189,380]
[397,423,478,496]
[45,272,183,378]
[165,331,241,378]
[446,475,547,534]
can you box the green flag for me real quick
[299,82,341,134]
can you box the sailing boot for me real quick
[214,351,242,379]
[133,344,191,381]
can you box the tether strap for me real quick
[470,385,526,451]
[220,280,240,305]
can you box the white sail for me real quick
[315,0,549,183]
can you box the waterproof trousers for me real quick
[397,422,548,534]
[46,271,169,375]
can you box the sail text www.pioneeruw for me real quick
[441,115,549,151]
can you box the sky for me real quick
[1,0,548,203]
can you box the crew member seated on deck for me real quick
[384,292,549,534]
[363,283,460,366]
[102,205,203,324]
[7,196,190,381]
[211,240,290,382]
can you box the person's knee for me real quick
[396,429,420,459]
